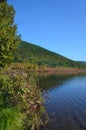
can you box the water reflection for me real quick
[38,74,86,130]
[38,74,76,90]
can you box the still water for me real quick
[39,74,86,130]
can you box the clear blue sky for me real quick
[8,0,86,61]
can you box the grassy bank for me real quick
[10,63,86,75]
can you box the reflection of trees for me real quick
[38,74,74,90]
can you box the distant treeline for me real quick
[14,41,86,68]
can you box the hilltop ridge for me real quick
[14,41,85,68]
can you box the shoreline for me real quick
[10,63,86,76]
[38,67,86,75]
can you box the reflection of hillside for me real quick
[38,74,74,90]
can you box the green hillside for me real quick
[14,41,84,68]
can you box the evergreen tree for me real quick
[0,0,20,67]
[0,0,6,3]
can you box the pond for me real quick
[38,74,86,130]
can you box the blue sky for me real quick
[8,0,86,61]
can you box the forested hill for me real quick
[14,41,85,68]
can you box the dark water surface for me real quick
[39,74,86,130]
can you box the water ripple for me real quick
[43,75,86,130]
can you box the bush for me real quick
[0,68,46,130]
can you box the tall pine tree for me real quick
[0,0,20,67]
[0,0,6,3]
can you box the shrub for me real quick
[0,68,46,130]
